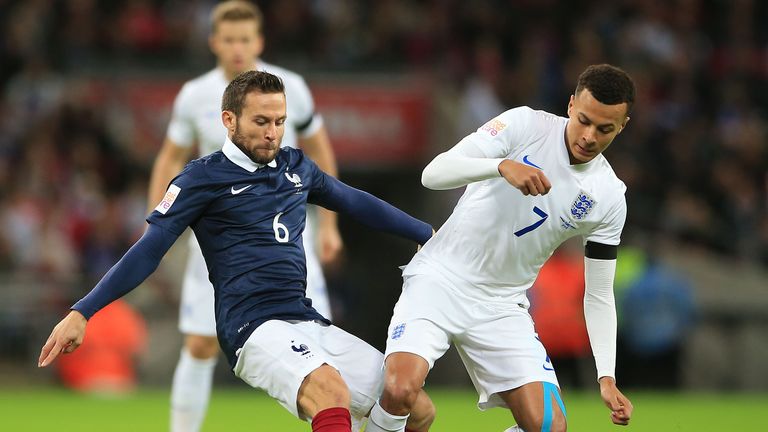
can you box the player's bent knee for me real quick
[298,364,351,417]
[382,378,422,411]
[184,335,220,359]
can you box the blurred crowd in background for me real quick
[0,0,766,389]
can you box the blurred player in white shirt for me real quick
[146,2,342,431]
[366,64,636,432]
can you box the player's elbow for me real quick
[421,154,451,190]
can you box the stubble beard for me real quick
[231,125,279,165]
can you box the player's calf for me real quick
[499,382,567,432]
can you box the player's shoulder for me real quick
[178,68,226,98]
[259,61,306,86]
[592,156,627,200]
[181,151,225,178]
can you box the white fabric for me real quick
[502,426,524,432]
[421,151,505,190]
[385,272,559,410]
[170,348,218,432]
[365,401,409,432]
[408,106,627,304]
[170,62,332,335]
[584,257,618,380]
[233,320,383,421]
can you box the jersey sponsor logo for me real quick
[237,321,251,333]
[155,184,181,214]
[291,340,313,358]
[231,184,252,195]
[522,155,543,169]
[479,118,507,136]
[284,172,303,188]
[391,323,406,340]
[570,191,596,220]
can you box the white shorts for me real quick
[233,320,383,421]
[384,272,559,410]
[179,218,331,336]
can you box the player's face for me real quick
[565,89,629,164]
[225,91,286,164]
[210,20,264,77]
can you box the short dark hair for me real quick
[575,64,636,115]
[222,70,285,117]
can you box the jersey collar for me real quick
[222,137,277,172]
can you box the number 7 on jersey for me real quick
[514,206,548,237]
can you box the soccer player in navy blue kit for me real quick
[39,71,435,432]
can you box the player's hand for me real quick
[599,376,633,426]
[498,160,551,196]
[38,310,88,368]
[318,222,343,265]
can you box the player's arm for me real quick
[147,138,193,212]
[38,223,179,367]
[583,241,633,426]
[310,174,432,246]
[299,125,343,264]
[421,108,550,195]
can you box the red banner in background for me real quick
[312,83,431,167]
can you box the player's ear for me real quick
[222,110,236,131]
[567,95,575,116]
[619,116,630,133]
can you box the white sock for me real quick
[503,426,524,432]
[170,348,218,432]
[365,401,409,432]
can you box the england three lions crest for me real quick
[570,192,596,220]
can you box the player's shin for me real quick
[365,401,410,432]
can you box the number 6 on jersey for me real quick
[273,212,289,243]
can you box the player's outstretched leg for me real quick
[170,335,220,432]
[367,352,431,432]
[498,382,567,432]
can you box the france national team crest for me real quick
[391,323,406,340]
[285,172,303,188]
[570,191,596,220]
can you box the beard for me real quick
[231,124,280,165]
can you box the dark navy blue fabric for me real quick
[72,224,177,319]
[75,146,431,368]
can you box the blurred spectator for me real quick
[56,300,147,394]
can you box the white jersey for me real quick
[166,62,323,157]
[408,106,627,304]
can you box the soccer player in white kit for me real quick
[366,64,636,432]
[146,3,341,431]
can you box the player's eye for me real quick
[579,119,589,126]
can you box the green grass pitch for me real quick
[2,387,765,431]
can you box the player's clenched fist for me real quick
[38,310,87,368]
[498,160,552,196]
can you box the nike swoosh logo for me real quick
[231,185,252,195]
[522,155,543,170]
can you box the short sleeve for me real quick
[288,76,323,138]
[451,106,538,159]
[584,196,627,246]
[166,83,197,147]
[147,163,215,235]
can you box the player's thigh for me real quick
[319,324,386,419]
[233,320,340,420]
[384,274,460,370]
[179,239,217,337]
[498,381,567,432]
[456,307,559,410]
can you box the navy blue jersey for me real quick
[73,138,431,369]
[148,144,334,367]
